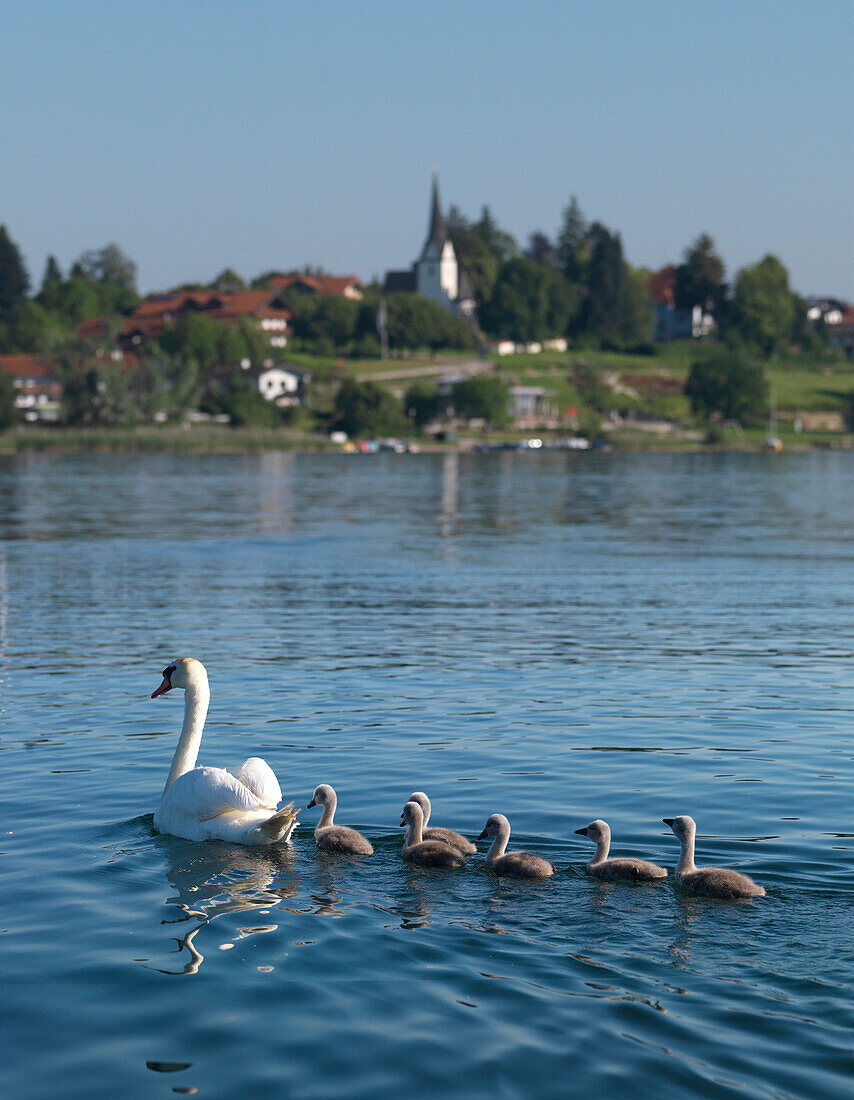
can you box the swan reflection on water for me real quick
[147,837,298,975]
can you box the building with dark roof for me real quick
[383,174,477,319]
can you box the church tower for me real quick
[383,174,476,319]
[416,174,459,308]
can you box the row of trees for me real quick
[444,200,655,349]
[446,200,828,360]
[334,374,511,437]
[0,208,836,367]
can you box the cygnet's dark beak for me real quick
[662,818,675,828]
[399,817,405,827]
[306,798,317,810]
[574,827,588,836]
[476,828,488,841]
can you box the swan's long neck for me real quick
[414,795,431,826]
[677,829,697,875]
[317,793,337,829]
[487,824,510,863]
[163,675,210,795]
[590,830,611,865]
[405,807,424,846]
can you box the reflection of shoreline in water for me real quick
[147,837,298,975]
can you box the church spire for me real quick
[424,172,447,256]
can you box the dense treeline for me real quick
[0,199,843,435]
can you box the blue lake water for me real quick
[1,450,853,1098]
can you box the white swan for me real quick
[151,658,298,845]
[575,819,667,881]
[305,784,374,855]
[477,814,554,878]
[663,816,765,899]
[400,801,465,867]
[408,791,477,854]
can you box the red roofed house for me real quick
[0,354,63,422]
[827,306,854,359]
[648,266,715,342]
[265,273,364,299]
[114,288,293,351]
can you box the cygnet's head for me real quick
[477,813,510,841]
[307,784,336,810]
[574,819,610,844]
[400,800,423,828]
[409,791,430,813]
[663,815,696,840]
[151,657,206,698]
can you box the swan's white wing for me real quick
[226,757,282,810]
[160,765,267,824]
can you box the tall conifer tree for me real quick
[0,226,30,317]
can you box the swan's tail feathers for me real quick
[259,801,299,843]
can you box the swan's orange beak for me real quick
[151,675,172,698]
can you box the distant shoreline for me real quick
[2,425,853,456]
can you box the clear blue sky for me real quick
[2,0,851,299]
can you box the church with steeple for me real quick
[384,175,476,319]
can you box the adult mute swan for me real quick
[408,791,477,855]
[477,814,554,878]
[575,819,667,882]
[663,816,765,899]
[151,658,298,845]
[305,784,374,855]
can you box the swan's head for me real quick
[400,800,423,828]
[574,819,610,844]
[306,783,336,811]
[409,791,430,814]
[151,657,207,698]
[663,815,696,841]
[477,813,510,841]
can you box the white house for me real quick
[240,361,308,406]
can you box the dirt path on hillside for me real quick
[358,359,489,381]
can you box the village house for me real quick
[648,266,715,341]
[826,305,854,359]
[113,287,294,351]
[264,273,364,299]
[236,361,310,406]
[0,354,63,422]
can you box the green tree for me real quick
[291,296,359,352]
[76,243,137,292]
[472,206,517,264]
[674,234,726,314]
[729,255,796,357]
[556,196,589,284]
[5,300,57,353]
[0,226,30,319]
[684,349,768,423]
[212,372,280,427]
[619,267,656,348]
[211,268,245,293]
[480,257,576,342]
[0,370,19,429]
[452,374,509,427]
[404,380,442,427]
[41,255,63,291]
[580,223,625,342]
[524,231,556,266]
[58,343,163,427]
[447,209,500,306]
[334,377,404,437]
[385,293,473,352]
